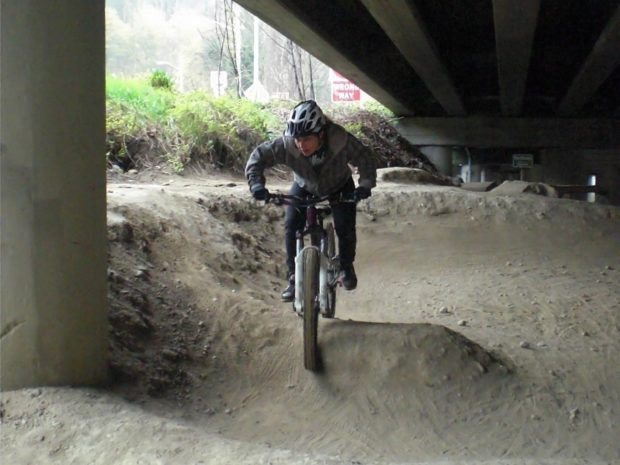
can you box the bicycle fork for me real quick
[318,253,330,314]
[293,246,330,315]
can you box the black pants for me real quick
[284,178,357,275]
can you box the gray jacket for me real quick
[245,122,376,196]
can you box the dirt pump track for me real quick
[2,172,620,465]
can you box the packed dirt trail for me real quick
[2,171,620,465]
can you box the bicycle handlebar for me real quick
[265,192,357,207]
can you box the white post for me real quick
[253,16,260,85]
[235,4,243,96]
[244,16,269,102]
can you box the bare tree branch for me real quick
[223,1,241,97]
[295,44,306,100]
[287,39,304,100]
[308,54,315,100]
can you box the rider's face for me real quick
[294,133,322,156]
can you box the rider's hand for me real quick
[354,186,371,202]
[251,184,269,201]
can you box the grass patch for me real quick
[106,75,281,173]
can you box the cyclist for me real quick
[245,100,377,302]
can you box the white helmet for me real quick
[284,100,326,137]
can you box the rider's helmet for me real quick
[284,100,326,137]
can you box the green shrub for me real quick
[170,93,280,171]
[342,121,364,138]
[106,76,175,170]
[360,100,395,119]
[107,75,174,121]
[105,78,400,174]
[149,70,174,91]
[106,76,281,173]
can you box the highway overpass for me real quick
[236,0,620,196]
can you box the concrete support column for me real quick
[469,164,483,183]
[1,0,108,389]
[419,146,453,176]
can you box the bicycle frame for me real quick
[293,202,336,315]
[266,192,346,316]
[265,191,355,370]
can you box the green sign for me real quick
[512,154,534,168]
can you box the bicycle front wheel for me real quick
[301,247,320,371]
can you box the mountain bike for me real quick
[266,192,355,371]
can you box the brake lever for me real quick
[267,194,284,206]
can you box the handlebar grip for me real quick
[266,194,284,206]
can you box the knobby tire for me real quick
[302,247,320,371]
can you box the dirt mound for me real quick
[490,180,559,197]
[319,320,513,396]
[107,108,440,179]
[377,167,458,186]
[3,177,619,465]
[105,184,294,401]
[336,110,440,173]
[104,185,513,403]
[107,207,209,397]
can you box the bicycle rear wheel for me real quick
[301,247,320,371]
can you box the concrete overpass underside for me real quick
[234,0,620,149]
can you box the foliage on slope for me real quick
[106,73,436,175]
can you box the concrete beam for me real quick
[233,0,413,114]
[396,117,620,148]
[1,0,108,390]
[360,0,466,116]
[558,4,620,116]
[492,0,541,116]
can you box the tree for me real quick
[105,0,330,101]
[260,28,328,102]
[212,0,243,97]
